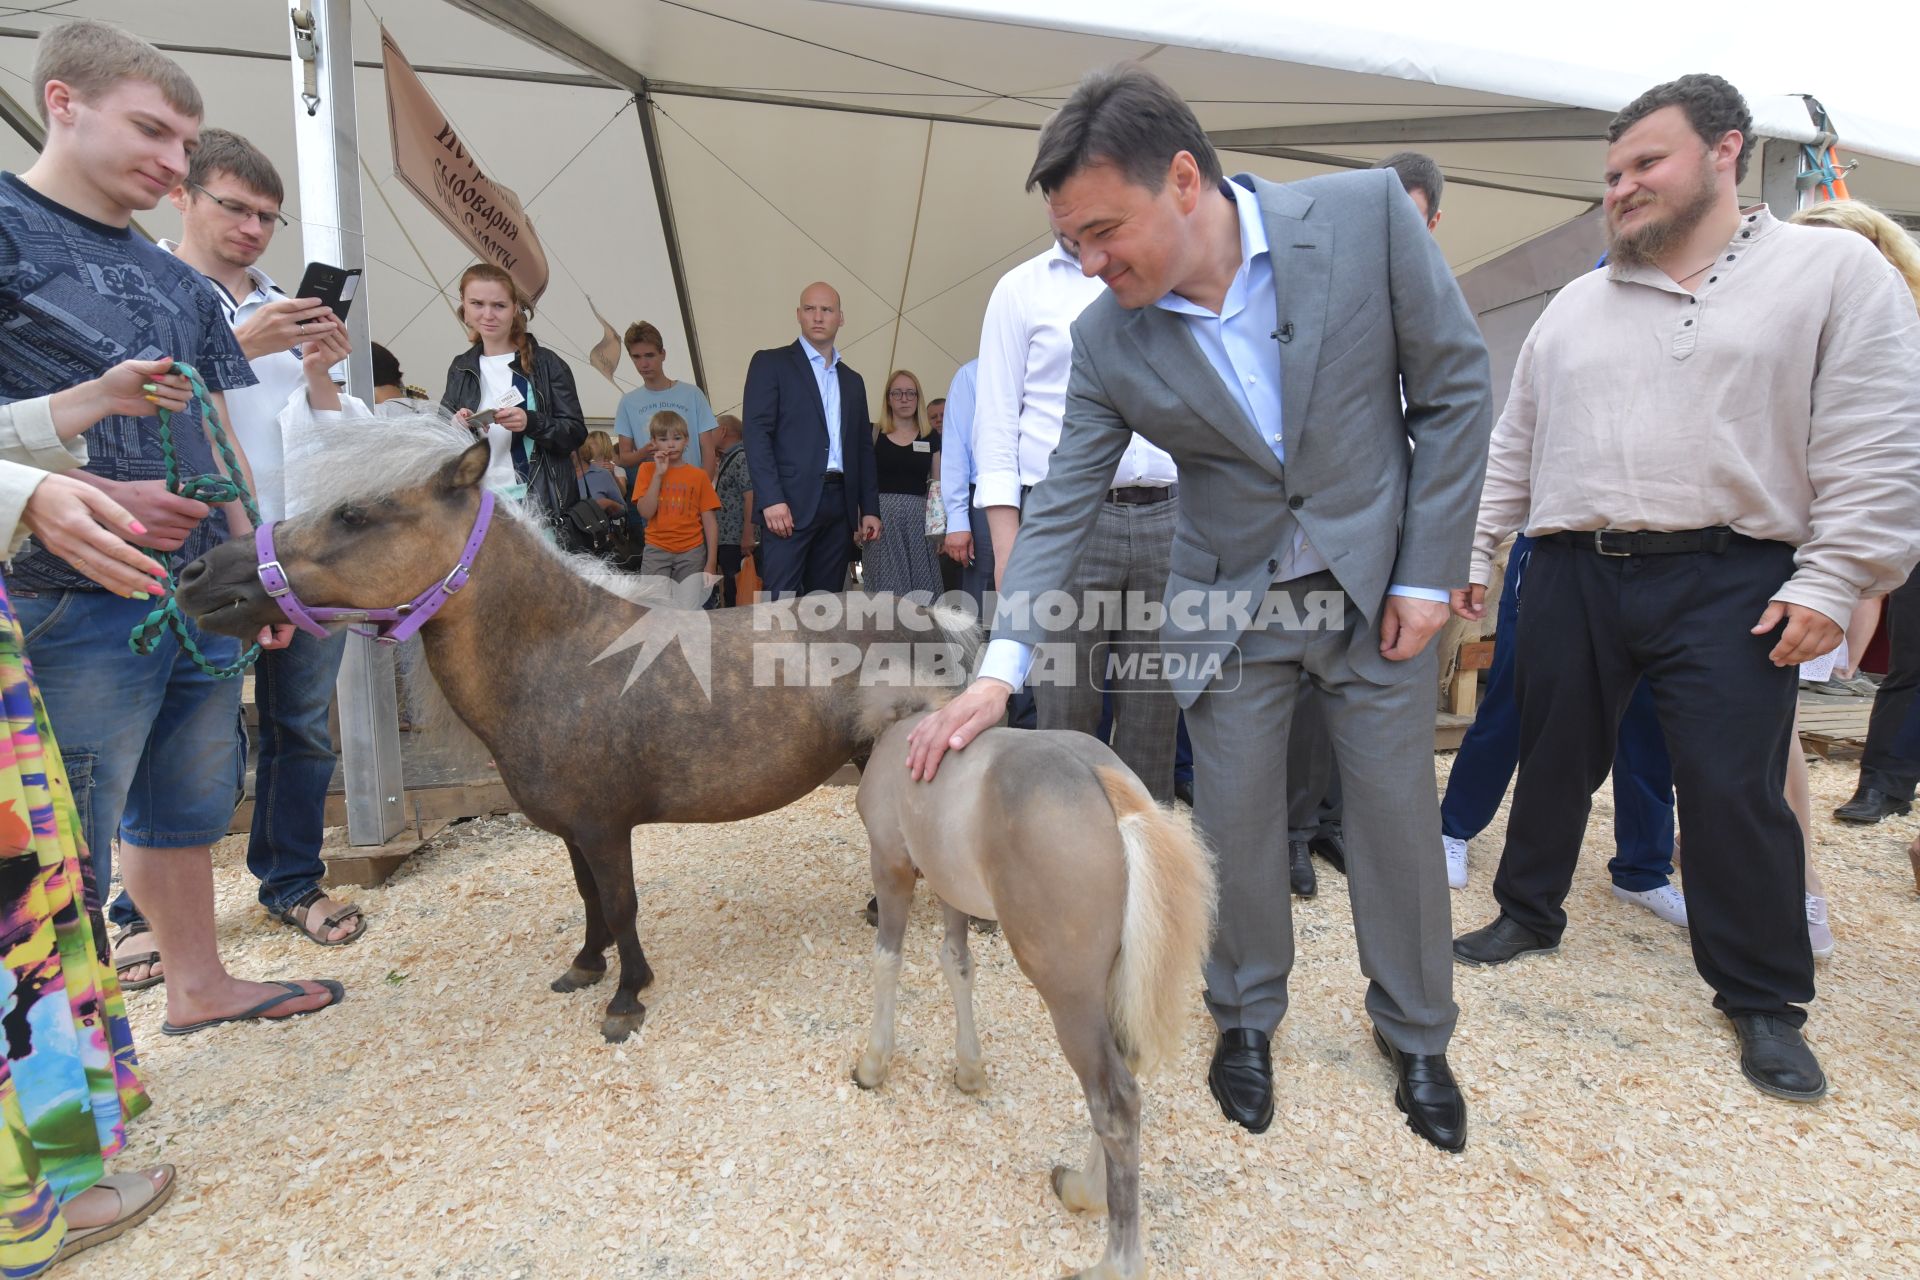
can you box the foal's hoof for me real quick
[853,1051,889,1090]
[551,965,606,993]
[600,1005,647,1042]
[1050,1164,1107,1215]
[953,1059,988,1095]
[1062,1263,1133,1280]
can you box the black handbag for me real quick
[564,458,615,555]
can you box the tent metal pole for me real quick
[290,0,407,847]
[1760,137,1807,219]
[637,93,708,395]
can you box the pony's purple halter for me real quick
[253,490,496,646]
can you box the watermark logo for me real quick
[1090,641,1242,691]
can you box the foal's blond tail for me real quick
[1095,767,1218,1078]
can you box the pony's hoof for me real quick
[551,965,606,993]
[1061,1264,1133,1280]
[1050,1164,1107,1215]
[853,1053,889,1090]
[953,1060,988,1095]
[600,1006,646,1042]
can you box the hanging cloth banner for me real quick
[586,299,624,384]
[381,25,550,301]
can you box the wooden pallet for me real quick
[1798,695,1873,760]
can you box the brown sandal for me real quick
[59,1165,176,1260]
[270,887,367,947]
[110,924,164,991]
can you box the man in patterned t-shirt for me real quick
[1,21,342,1032]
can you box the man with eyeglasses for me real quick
[147,128,368,960]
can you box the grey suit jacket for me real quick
[998,170,1493,703]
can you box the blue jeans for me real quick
[1439,536,1677,889]
[10,588,246,914]
[241,627,347,912]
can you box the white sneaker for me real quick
[1806,894,1835,960]
[1442,836,1468,890]
[1612,882,1689,928]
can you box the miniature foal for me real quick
[854,716,1217,1280]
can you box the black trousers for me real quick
[1286,673,1342,840]
[1493,537,1813,1024]
[1857,571,1920,797]
[715,543,764,608]
[759,478,851,598]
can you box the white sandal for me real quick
[58,1164,176,1260]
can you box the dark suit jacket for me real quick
[741,340,878,531]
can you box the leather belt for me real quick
[1106,484,1177,506]
[821,471,845,486]
[1543,527,1744,556]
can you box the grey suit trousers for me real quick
[1287,675,1342,841]
[1030,496,1179,802]
[1185,572,1458,1054]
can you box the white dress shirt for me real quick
[970,244,1175,512]
[163,241,306,521]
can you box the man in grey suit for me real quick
[907,66,1492,1152]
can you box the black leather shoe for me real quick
[1310,823,1347,876]
[1727,1014,1828,1101]
[1373,1029,1467,1152]
[1453,914,1560,967]
[1833,787,1912,824]
[1173,776,1194,806]
[1288,839,1317,897]
[1207,1029,1274,1133]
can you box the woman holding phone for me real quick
[440,264,586,527]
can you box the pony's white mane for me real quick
[285,410,665,605]
[291,412,675,767]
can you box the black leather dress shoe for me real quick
[1373,1029,1467,1152]
[1173,776,1194,806]
[1453,914,1560,967]
[1727,1014,1828,1101]
[1288,839,1317,897]
[1833,787,1912,824]
[1208,1029,1274,1133]
[1309,823,1347,876]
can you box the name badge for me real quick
[494,386,525,410]
[911,440,931,453]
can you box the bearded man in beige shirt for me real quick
[1450,73,1920,1104]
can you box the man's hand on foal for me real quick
[906,678,1010,782]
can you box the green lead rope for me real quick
[127,361,262,679]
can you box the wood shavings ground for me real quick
[97,757,1920,1278]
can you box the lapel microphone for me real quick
[1272,323,1294,343]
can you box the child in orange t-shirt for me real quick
[632,409,721,587]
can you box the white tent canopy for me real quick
[2,0,1915,426]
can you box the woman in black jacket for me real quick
[440,263,586,527]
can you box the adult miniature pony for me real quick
[178,419,978,1041]
[854,715,1216,1280]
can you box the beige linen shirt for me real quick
[1470,208,1920,628]
[0,396,89,555]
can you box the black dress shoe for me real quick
[1727,1014,1828,1101]
[1288,839,1317,898]
[1453,914,1559,967]
[1309,823,1347,876]
[1373,1029,1467,1152]
[1207,1029,1274,1133]
[1832,787,1912,824]
[1173,776,1194,806]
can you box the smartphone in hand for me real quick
[295,261,362,322]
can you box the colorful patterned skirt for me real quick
[0,581,149,1277]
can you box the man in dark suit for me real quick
[907,66,1492,1153]
[742,282,881,597]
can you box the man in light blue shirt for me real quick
[938,359,986,604]
[907,67,1491,1154]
